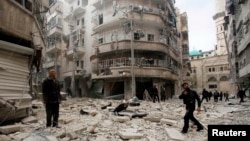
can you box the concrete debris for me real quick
[0,98,249,141]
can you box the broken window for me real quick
[134,33,140,40]
[147,34,154,41]
[209,85,217,89]
[99,14,103,25]
[98,38,103,44]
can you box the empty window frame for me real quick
[147,34,154,41]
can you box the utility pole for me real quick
[130,19,136,98]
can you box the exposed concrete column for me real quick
[124,79,132,100]
[104,81,111,97]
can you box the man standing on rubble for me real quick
[42,69,62,128]
[179,82,203,133]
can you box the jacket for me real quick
[179,88,201,108]
[42,77,61,104]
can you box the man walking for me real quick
[42,69,62,128]
[179,83,203,133]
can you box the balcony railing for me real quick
[43,60,61,68]
[66,46,85,59]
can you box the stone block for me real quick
[0,125,22,134]
[144,117,161,122]
[160,118,177,126]
[112,116,130,123]
[165,128,184,141]
[118,131,143,140]
[21,116,38,124]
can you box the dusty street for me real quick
[0,97,250,141]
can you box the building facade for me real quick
[90,0,181,100]
[0,0,48,123]
[224,0,250,96]
[41,0,190,99]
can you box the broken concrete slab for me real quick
[165,128,184,141]
[21,116,38,124]
[160,118,177,126]
[112,116,130,122]
[118,131,143,140]
[0,124,22,134]
[144,117,162,122]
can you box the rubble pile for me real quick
[0,97,249,141]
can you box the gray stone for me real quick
[165,128,184,141]
[118,131,143,140]
[0,135,11,141]
[0,125,22,134]
[67,132,77,140]
[160,118,177,126]
[112,116,130,123]
[144,117,162,122]
[21,116,38,124]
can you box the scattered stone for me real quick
[160,118,177,126]
[0,124,22,134]
[118,131,143,140]
[67,132,77,140]
[112,116,130,123]
[21,116,38,124]
[144,117,162,122]
[165,128,184,141]
[0,135,11,141]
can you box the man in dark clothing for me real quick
[225,91,229,102]
[42,69,62,128]
[151,85,160,103]
[213,90,219,102]
[238,89,246,103]
[201,89,208,103]
[179,83,203,133]
[160,85,166,102]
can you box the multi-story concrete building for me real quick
[224,0,250,96]
[90,0,181,99]
[0,0,48,123]
[42,0,190,99]
[176,8,191,85]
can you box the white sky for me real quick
[175,0,216,52]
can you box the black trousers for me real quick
[183,105,202,131]
[46,103,59,127]
[153,94,160,103]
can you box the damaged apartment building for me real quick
[0,0,48,123]
[41,0,189,100]
[90,0,183,100]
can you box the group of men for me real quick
[201,89,230,103]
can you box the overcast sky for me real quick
[175,0,216,52]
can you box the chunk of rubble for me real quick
[23,130,58,141]
[0,134,11,141]
[0,124,22,134]
[160,118,177,126]
[165,128,184,141]
[144,116,162,122]
[21,116,38,124]
[112,116,130,122]
[118,131,143,140]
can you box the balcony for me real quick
[46,45,62,54]
[47,25,63,37]
[49,1,63,14]
[237,32,250,54]
[43,60,61,68]
[181,25,188,33]
[73,6,85,17]
[66,46,85,59]
[239,63,250,78]
[63,68,86,78]
[93,13,165,33]
[182,40,189,45]
[96,40,168,55]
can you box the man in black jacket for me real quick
[42,69,62,128]
[179,83,203,133]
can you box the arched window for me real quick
[208,77,217,82]
[220,76,228,81]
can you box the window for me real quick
[70,6,73,12]
[220,76,228,81]
[80,61,84,69]
[209,85,217,89]
[212,67,215,72]
[134,33,140,40]
[81,18,84,26]
[98,38,103,44]
[77,20,80,26]
[77,0,80,5]
[208,77,217,82]
[209,68,211,72]
[220,67,223,71]
[81,38,84,46]
[193,69,196,73]
[147,34,154,41]
[99,14,103,25]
